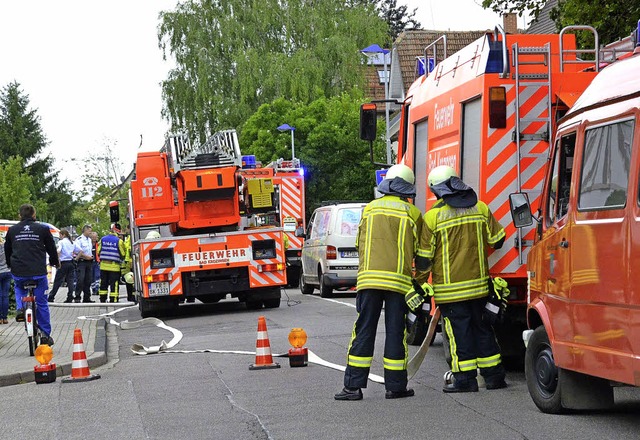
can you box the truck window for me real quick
[312,210,330,239]
[337,208,363,236]
[306,212,316,238]
[578,120,634,210]
[546,133,575,225]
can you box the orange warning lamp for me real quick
[35,344,53,364]
[34,344,57,384]
[288,328,308,367]
[288,328,307,348]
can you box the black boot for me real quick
[385,389,415,399]
[334,387,363,401]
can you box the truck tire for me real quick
[286,266,300,288]
[246,300,263,310]
[319,271,333,298]
[300,270,314,295]
[525,325,563,414]
[263,298,281,308]
[406,314,435,346]
[139,298,156,318]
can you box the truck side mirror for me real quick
[359,103,377,141]
[509,193,534,228]
[295,226,306,238]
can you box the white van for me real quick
[299,202,367,297]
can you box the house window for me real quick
[377,70,389,84]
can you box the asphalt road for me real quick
[2,288,640,440]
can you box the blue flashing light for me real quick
[298,167,305,177]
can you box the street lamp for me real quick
[277,123,296,160]
[361,44,391,165]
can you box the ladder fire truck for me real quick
[128,129,304,317]
[362,25,611,359]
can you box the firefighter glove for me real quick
[404,279,433,315]
[483,277,509,325]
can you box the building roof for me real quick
[390,29,490,100]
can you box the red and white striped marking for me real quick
[486,84,548,274]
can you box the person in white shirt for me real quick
[73,224,95,303]
[47,229,77,303]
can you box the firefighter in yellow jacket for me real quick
[420,165,507,392]
[335,164,429,401]
[119,224,135,302]
[98,223,126,303]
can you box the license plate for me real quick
[148,282,170,296]
[340,251,358,258]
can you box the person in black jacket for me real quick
[4,204,60,346]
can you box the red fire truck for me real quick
[361,25,606,359]
[128,130,302,317]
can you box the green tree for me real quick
[240,92,386,214]
[74,139,131,236]
[376,0,421,41]
[0,81,78,226]
[482,0,640,45]
[158,0,388,140]
[0,156,34,219]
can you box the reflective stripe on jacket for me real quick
[356,195,428,294]
[424,200,505,303]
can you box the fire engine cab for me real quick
[128,129,302,317]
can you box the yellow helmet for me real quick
[124,272,134,284]
[145,231,161,239]
[428,165,458,187]
[385,164,415,185]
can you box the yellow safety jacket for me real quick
[423,200,505,304]
[356,195,429,294]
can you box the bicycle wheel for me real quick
[32,300,39,352]
[25,295,38,356]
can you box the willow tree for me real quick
[158,0,388,140]
[240,91,386,212]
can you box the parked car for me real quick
[299,202,367,297]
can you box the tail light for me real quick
[489,86,507,128]
[144,273,172,283]
[326,246,337,260]
[259,263,286,272]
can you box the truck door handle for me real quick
[559,239,569,248]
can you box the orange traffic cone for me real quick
[249,316,280,370]
[62,328,101,382]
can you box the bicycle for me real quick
[22,280,40,356]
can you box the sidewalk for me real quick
[0,294,134,387]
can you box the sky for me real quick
[0,1,528,191]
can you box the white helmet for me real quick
[428,165,458,187]
[385,164,415,185]
[145,230,161,239]
[124,272,134,284]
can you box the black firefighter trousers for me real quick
[343,289,408,392]
[440,297,505,386]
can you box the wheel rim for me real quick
[533,342,558,398]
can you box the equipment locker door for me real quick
[461,98,481,193]
[414,120,428,213]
